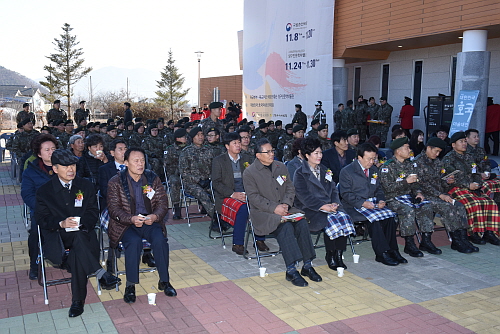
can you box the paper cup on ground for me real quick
[353,254,360,263]
[147,293,156,305]
[259,267,267,277]
[337,267,344,277]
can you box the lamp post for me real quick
[195,51,204,110]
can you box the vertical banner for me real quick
[243,0,334,124]
[449,90,480,136]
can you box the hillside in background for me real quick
[0,66,47,92]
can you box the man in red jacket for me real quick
[485,97,500,156]
[398,96,415,138]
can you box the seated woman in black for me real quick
[77,134,111,190]
[293,138,355,271]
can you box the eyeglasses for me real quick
[240,136,250,139]
[259,150,275,155]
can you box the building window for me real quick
[450,56,457,97]
[381,64,389,99]
[354,67,361,100]
[413,61,423,116]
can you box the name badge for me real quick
[233,172,242,179]
[276,176,284,186]
[396,178,403,182]
[75,199,83,207]
[146,189,155,200]
[371,178,377,185]
[472,167,477,173]
[325,174,332,182]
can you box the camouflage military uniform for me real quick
[74,108,90,124]
[251,129,267,145]
[379,158,434,236]
[267,129,280,148]
[11,130,40,159]
[164,143,187,205]
[282,138,296,162]
[128,132,146,148]
[121,130,133,144]
[318,137,333,151]
[200,118,225,137]
[354,102,368,141]
[103,134,117,152]
[306,129,318,139]
[413,152,468,232]
[276,132,293,161]
[377,103,393,144]
[46,108,67,121]
[333,109,343,132]
[143,135,165,180]
[367,103,380,137]
[291,110,307,128]
[466,144,500,199]
[57,131,72,149]
[342,107,355,131]
[241,148,255,164]
[207,142,225,157]
[16,111,35,124]
[178,144,216,217]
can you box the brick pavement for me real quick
[0,156,499,333]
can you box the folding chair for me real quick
[179,173,208,226]
[10,152,17,179]
[243,199,281,268]
[310,229,358,256]
[208,180,233,248]
[415,214,452,243]
[163,166,173,207]
[37,225,102,305]
[23,203,30,230]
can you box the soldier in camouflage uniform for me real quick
[266,121,280,149]
[74,101,90,125]
[283,125,305,162]
[57,120,73,149]
[276,124,293,161]
[379,137,437,257]
[103,125,119,152]
[317,123,332,151]
[367,97,380,139]
[178,127,216,220]
[128,123,146,148]
[354,96,368,142]
[414,137,478,253]
[237,126,255,163]
[121,121,134,144]
[201,102,225,137]
[46,100,67,122]
[164,129,189,219]
[16,103,36,125]
[377,97,393,147]
[347,128,360,151]
[157,118,168,137]
[143,124,165,181]
[442,131,500,245]
[306,119,320,139]
[11,119,40,176]
[51,120,65,139]
[333,103,344,132]
[251,122,268,145]
[291,104,307,128]
[205,127,225,157]
[341,100,355,132]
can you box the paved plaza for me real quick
[1,155,500,334]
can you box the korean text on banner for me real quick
[450,90,480,136]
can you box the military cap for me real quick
[258,119,266,124]
[53,120,63,126]
[17,122,23,129]
[275,120,282,126]
[237,125,251,133]
[21,118,33,126]
[182,117,190,122]
[318,123,328,131]
[184,122,193,129]
[23,103,29,108]
[167,120,174,125]
[116,120,124,125]
[157,117,164,123]
[258,122,269,129]
[107,125,116,132]
[285,123,293,130]
[174,122,183,128]
[189,126,203,138]
[74,126,86,134]
[292,125,304,133]
[134,117,142,123]
[404,96,412,101]
[99,123,107,128]
[315,101,322,106]
[426,137,446,150]
[268,120,274,125]
[209,101,224,109]
[41,126,51,132]
[389,137,409,151]
[79,100,86,104]
[450,131,466,144]
[347,128,359,136]
[237,120,246,126]
[107,118,114,124]
[248,121,254,125]
[295,104,302,109]
[174,128,187,139]
[311,119,320,126]
[125,121,133,127]
[134,123,144,131]
[94,121,101,125]
[53,99,61,104]
[380,96,387,101]
[207,127,220,135]
[51,149,79,166]
[64,120,74,126]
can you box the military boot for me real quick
[334,250,347,269]
[468,232,486,245]
[458,229,479,252]
[482,230,500,246]
[404,236,424,257]
[418,232,442,255]
[451,230,473,253]
[173,204,182,220]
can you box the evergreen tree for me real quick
[155,49,190,120]
[39,23,92,116]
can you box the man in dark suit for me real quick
[243,138,321,287]
[36,150,120,318]
[339,143,405,266]
[321,130,356,183]
[212,133,269,255]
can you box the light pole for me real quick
[195,51,204,110]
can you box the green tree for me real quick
[39,23,92,117]
[155,49,190,120]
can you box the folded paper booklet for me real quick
[441,170,460,180]
[65,225,81,232]
[281,213,305,222]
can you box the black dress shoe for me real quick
[123,285,136,303]
[483,230,500,245]
[469,232,487,245]
[99,272,121,290]
[68,300,84,317]
[388,249,408,264]
[29,268,38,280]
[142,251,156,267]
[300,267,322,282]
[375,251,399,266]
[255,240,270,252]
[285,271,308,287]
[158,281,177,297]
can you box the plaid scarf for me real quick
[325,211,355,240]
[221,197,245,226]
[395,194,430,208]
[355,197,397,223]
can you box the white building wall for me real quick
[345,37,500,135]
